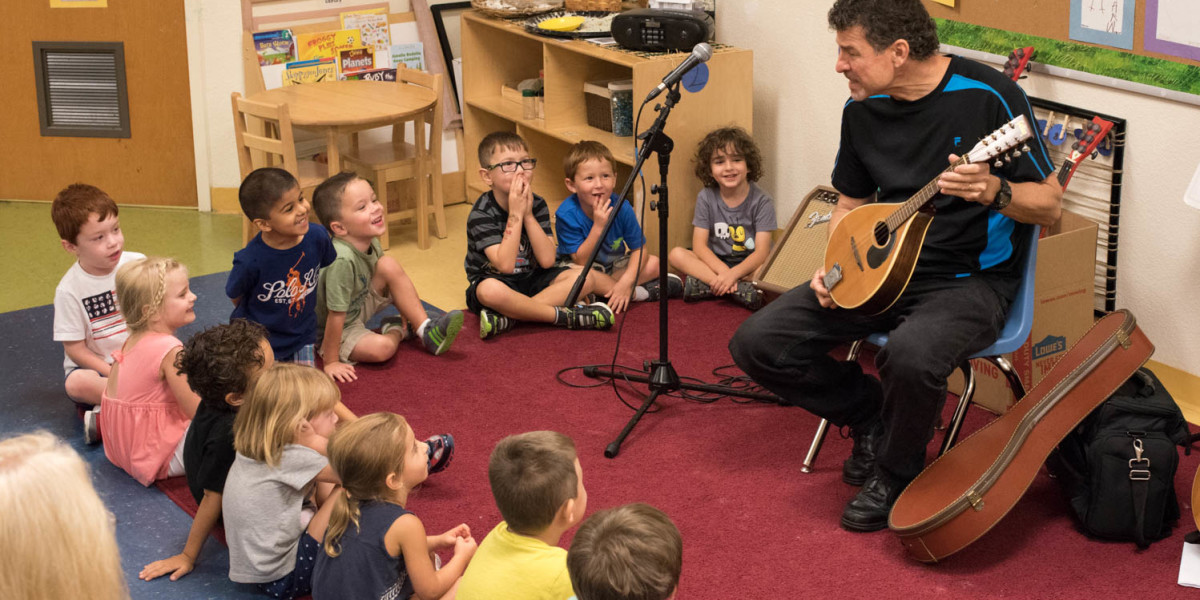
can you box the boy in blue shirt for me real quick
[555,141,681,314]
[227,168,336,369]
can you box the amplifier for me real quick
[611,8,714,53]
[753,186,840,300]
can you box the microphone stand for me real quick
[564,82,777,459]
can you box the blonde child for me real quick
[99,256,201,486]
[312,413,477,600]
[457,431,587,600]
[312,172,465,383]
[554,141,682,314]
[50,183,146,442]
[567,503,682,600]
[0,432,128,600]
[222,363,343,599]
[667,126,777,311]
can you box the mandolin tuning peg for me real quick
[994,159,1004,168]
[1012,149,1022,158]
[1021,144,1031,152]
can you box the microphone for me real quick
[644,42,713,103]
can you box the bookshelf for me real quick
[461,10,754,253]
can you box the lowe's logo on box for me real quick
[1033,335,1067,360]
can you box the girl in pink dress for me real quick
[100,256,201,486]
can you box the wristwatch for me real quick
[991,177,1012,211]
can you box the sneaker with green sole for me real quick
[734,281,764,311]
[422,310,464,355]
[683,275,714,302]
[480,309,514,340]
[566,302,615,330]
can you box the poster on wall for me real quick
[49,0,107,7]
[1069,0,1136,50]
[1144,0,1200,61]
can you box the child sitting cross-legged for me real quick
[466,132,614,339]
[312,172,464,383]
[667,126,777,311]
[555,141,682,314]
[567,503,683,600]
[456,431,587,600]
[311,413,477,600]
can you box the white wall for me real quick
[717,3,1200,375]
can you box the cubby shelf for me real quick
[461,10,753,252]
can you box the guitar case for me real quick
[888,309,1153,562]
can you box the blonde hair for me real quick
[0,432,128,600]
[567,503,682,600]
[233,363,341,467]
[322,412,411,558]
[115,256,185,333]
[488,431,578,534]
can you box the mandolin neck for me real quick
[883,156,970,232]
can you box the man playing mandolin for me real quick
[730,0,1062,532]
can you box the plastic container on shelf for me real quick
[583,78,633,135]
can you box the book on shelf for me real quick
[253,29,295,66]
[282,58,337,86]
[295,29,363,61]
[341,8,391,62]
[390,42,424,71]
[338,47,375,78]
[343,68,397,82]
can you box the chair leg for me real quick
[801,419,829,474]
[431,164,446,239]
[377,169,390,250]
[991,355,1026,400]
[416,164,431,250]
[940,361,976,455]
[801,339,867,474]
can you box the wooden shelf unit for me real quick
[460,10,753,252]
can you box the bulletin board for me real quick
[922,0,1200,96]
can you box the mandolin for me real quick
[1056,116,1114,189]
[822,115,1033,314]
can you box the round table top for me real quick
[248,80,437,127]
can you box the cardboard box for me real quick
[949,209,1099,414]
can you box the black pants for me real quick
[729,275,1014,482]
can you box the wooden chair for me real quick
[340,68,446,250]
[230,91,327,244]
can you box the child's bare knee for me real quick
[475,279,508,306]
[643,254,661,279]
[667,247,690,267]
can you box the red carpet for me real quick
[161,299,1199,598]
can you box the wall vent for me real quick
[33,41,130,138]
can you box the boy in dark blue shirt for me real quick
[227,168,336,368]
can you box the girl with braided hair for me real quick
[99,256,199,486]
[312,412,476,600]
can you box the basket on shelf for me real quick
[565,0,622,11]
[470,0,564,19]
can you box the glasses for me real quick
[485,158,538,173]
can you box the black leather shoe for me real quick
[840,472,907,532]
[842,418,882,486]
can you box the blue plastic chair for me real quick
[801,225,1040,473]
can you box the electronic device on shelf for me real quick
[611,8,714,53]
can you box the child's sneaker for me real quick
[734,281,765,311]
[83,406,101,445]
[480,309,514,340]
[566,302,615,331]
[643,273,684,301]
[426,434,454,474]
[683,275,714,302]
[421,310,464,355]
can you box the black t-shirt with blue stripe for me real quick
[831,55,1054,282]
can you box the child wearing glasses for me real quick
[465,132,614,339]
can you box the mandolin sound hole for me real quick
[873,221,890,246]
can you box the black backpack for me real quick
[1047,367,1192,547]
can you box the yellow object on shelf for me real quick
[538,16,585,31]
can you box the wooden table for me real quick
[247,80,438,173]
